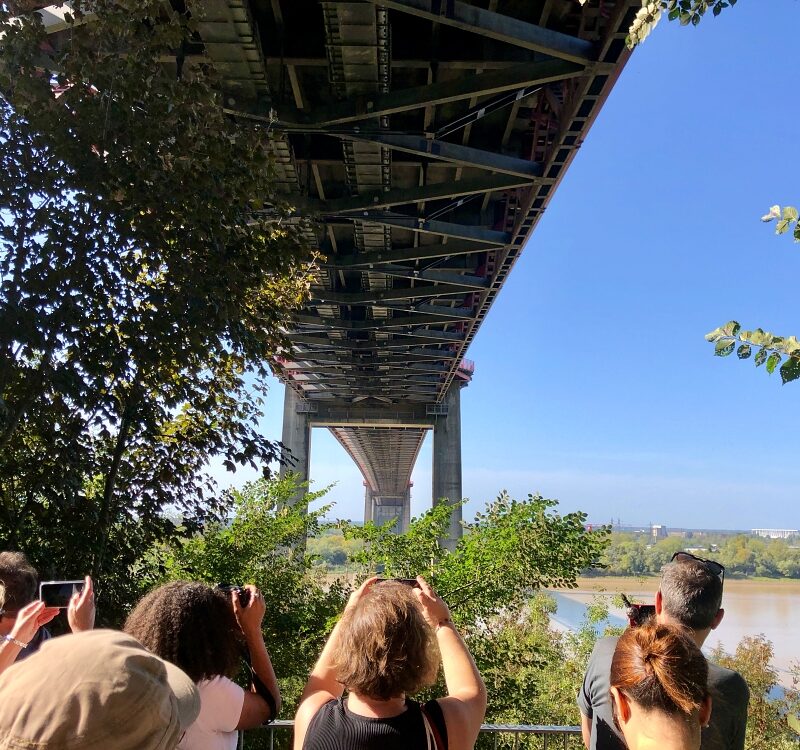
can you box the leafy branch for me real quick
[705,321,800,385]
[623,0,738,49]
[760,204,800,242]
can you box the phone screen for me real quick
[39,580,85,609]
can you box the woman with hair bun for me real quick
[294,576,486,750]
[610,621,712,750]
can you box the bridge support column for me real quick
[279,387,311,506]
[401,485,411,533]
[432,383,463,551]
[364,486,375,524]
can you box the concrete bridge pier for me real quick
[364,486,412,532]
[279,387,311,505]
[432,383,464,551]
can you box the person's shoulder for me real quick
[589,635,620,662]
[707,662,750,702]
[198,675,245,700]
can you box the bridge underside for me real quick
[31,0,638,537]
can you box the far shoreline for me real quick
[559,575,800,593]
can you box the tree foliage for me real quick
[710,636,800,750]
[0,0,315,606]
[590,531,800,579]
[343,492,609,627]
[624,0,738,49]
[153,476,347,718]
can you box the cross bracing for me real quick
[29,0,639,529]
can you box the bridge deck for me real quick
[34,0,639,511]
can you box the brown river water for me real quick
[551,577,800,687]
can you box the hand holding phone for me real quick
[67,576,95,632]
[39,580,85,609]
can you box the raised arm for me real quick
[0,600,58,675]
[293,576,380,750]
[233,585,282,729]
[414,577,487,750]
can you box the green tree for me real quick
[710,636,800,750]
[0,0,315,618]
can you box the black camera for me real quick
[621,594,655,627]
[216,584,251,607]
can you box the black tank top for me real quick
[303,696,448,750]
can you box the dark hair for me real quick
[660,557,722,630]
[611,622,708,716]
[0,551,38,611]
[331,581,439,700]
[124,581,243,683]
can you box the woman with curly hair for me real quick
[610,621,712,750]
[294,576,486,750]
[124,581,280,750]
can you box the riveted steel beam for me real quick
[332,213,510,245]
[324,240,486,268]
[361,0,595,64]
[280,59,583,126]
[337,133,542,179]
[309,283,476,305]
[320,174,532,213]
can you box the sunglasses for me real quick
[670,551,725,584]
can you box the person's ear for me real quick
[699,695,712,727]
[710,608,724,630]
[611,687,631,726]
[655,589,664,616]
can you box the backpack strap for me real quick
[420,703,446,750]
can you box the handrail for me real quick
[242,720,582,748]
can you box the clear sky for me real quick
[213,1,799,531]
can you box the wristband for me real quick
[435,618,453,632]
[2,634,28,648]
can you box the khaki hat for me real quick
[0,629,200,750]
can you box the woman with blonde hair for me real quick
[294,576,486,750]
[610,621,712,750]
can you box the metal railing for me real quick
[241,720,582,749]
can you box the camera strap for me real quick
[241,646,277,723]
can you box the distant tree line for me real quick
[592,532,800,579]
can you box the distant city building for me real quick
[651,524,668,541]
[751,528,799,540]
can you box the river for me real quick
[549,577,800,688]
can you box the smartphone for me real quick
[39,580,85,609]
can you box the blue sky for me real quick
[214,1,799,530]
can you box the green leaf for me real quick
[783,336,800,353]
[714,340,735,357]
[782,206,799,222]
[747,328,772,347]
[766,353,781,374]
[705,326,724,343]
[776,219,790,235]
[736,344,751,360]
[720,320,741,337]
[754,348,767,367]
[780,356,800,385]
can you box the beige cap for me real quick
[0,629,200,750]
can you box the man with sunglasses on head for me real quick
[578,551,749,750]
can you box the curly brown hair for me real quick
[331,581,439,700]
[123,581,243,683]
